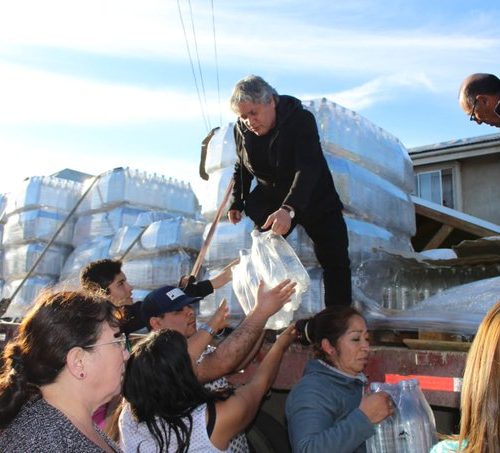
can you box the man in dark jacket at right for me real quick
[227,75,351,307]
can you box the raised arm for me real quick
[230,330,265,374]
[209,258,239,290]
[187,299,229,365]
[195,279,296,384]
[210,324,297,450]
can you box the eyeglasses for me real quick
[469,98,478,123]
[83,333,131,353]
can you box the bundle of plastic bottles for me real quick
[366,379,437,453]
[231,230,310,329]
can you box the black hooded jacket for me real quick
[229,95,343,227]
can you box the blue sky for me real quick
[1,0,499,201]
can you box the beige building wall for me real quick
[410,134,500,226]
[460,154,500,224]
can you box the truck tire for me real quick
[247,410,291,453]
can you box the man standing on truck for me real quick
[228,75,351,307]
[459,73,500,127]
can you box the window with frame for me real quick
[414,168,455,208]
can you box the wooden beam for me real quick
[412,196,500,237]
[423,224,454,250]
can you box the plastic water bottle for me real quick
[410,379,437,450]
[395,379,428,453]
[366,383,397,453]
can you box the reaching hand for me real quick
[208,299,230,333]
[228,210,242,224]
[359,392,394,424]
[261,208,292,236]
[273,323,297,351]
[253,279,297,319]
[211,258,241,290]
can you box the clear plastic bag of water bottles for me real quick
[232,230,310,329]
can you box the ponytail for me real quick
[0,344,40,428]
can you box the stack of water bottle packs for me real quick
[61,168,203,292]
[1,167,204,318]
[1,176,82,318]
[109,214,206,297]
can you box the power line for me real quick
[187,0,211,129]
[177,0,210,133]
[210,0,222,125]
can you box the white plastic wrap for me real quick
[346,217,414,265]
[5,176,82,215]
[3,208,75,246]
[304,98,414,194]
[110,217,205,260]
[292,267,325,320]
[2,276,56,320]
[354,250,500,314]
[198,266,245,327]
[4,243,71,279]
[198,166,235,221]
[204,124,237,174]
[122,251,193,289]
[59,237,112,281]
[140,217,205,254]
[0,194,7,224]
[78,168,200,216]
[108,225,145,258]
[204,217,254,267]
[371,276,500,334]
[326,155,415,236]
[134,211,173,227]
[72,206,150,247]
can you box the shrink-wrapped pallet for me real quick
[3,208,74,246]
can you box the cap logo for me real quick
[165,288,184,301]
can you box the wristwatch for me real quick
[198,322,216,336]
[281,204,295,219]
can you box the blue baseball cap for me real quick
[141,285,202,325]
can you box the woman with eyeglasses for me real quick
[118,325,296,452]
[0,290,130,452]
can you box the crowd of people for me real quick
[0,74,499,452]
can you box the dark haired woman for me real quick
[0,290,129,452]
[286,306,393,453]
[119,325,296,452]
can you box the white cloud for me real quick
[1,0,499,78]
[0,62,232,125]
[302,72,436,110]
